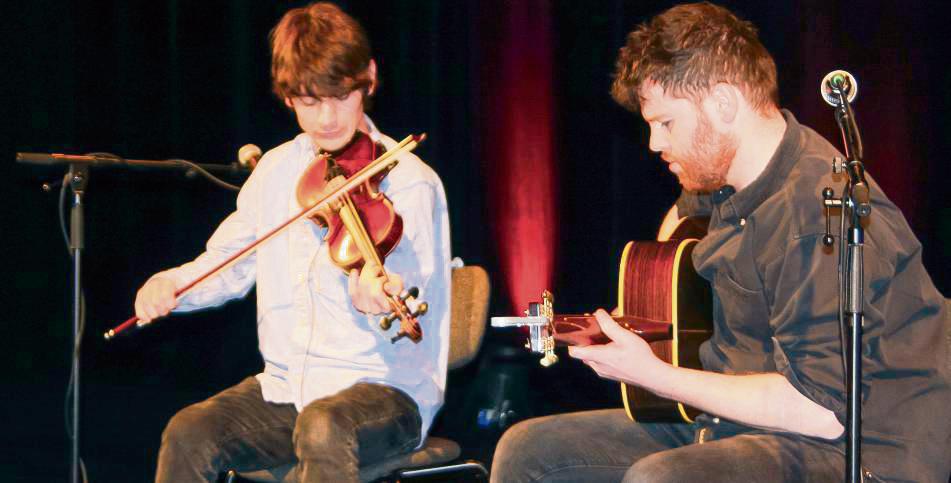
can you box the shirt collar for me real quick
[715,109,803,222]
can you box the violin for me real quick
[105,133,428,342]
[297,132,426,341]
[297,132,402,271]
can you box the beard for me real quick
[669,113,738,192]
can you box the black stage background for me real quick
[5,1,949,481]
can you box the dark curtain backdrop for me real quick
[5,1,949,480]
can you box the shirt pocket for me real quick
[712,270,774,359]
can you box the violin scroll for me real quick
[379,286,427,343]
[388,301,428,344]
[379,287,420,330]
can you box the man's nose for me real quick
[648,128,667,153]
[317,102,337,130]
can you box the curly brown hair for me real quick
[611,2,778,114]
[270,2,374,101]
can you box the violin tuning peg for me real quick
[379,313,396,331]
[413,302,428,318]
[540,353,559,367]
[404,286,419,301]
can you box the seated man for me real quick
[135,3,452,482]
[491,3,950,482]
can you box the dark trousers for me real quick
[155,377,421,483]
[491,409,846,483]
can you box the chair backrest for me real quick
[448,265,490,370]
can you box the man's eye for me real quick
[298,97,319,106]
[662,120,672,129]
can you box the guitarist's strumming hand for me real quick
[568,308,669,388]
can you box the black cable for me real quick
[837,201,849,383]
[168,158,242,192]
[86,152,242,192]
[58,173,70,248]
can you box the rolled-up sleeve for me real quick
[767,234,848,427]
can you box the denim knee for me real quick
[294,403,354,458]
[161,404,223,452]
[491,419,550,483]
[623,450,684,483]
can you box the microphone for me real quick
[820,70,858,107]
[819,70,869,216]
[237,144,262,170]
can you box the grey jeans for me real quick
[490,409,845,483]
[155,377,421,483]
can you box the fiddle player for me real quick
[491,3,950,482]
[136,3,451,481]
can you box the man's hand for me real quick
[567,309,667,387]
[570,311,844,439]
[348,262,404,315]
[134,276,179,324]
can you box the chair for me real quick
[226,264,491,482]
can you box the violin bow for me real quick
[105,134,426,340]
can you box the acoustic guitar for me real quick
[491,217,712,423]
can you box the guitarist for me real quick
[491,3,950,482]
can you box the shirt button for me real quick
[738,218,746,226]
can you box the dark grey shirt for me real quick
[677,110,950,482]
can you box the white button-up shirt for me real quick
[159,117,452,438]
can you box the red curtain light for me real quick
[481,0,557,314]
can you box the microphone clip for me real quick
[821,186,842,247]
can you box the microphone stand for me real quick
[68,163,87,483]
[16,152,250,483]
[821,80,870,483]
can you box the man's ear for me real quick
[708,83,738,124]
[366,59,378,96]
[284,97,294,109]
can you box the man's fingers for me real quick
[348,269,359,295]
[568,345,595,361]
[348,269,368,313]
[383,273,404,296]
[360,262,384,281]
[134,299,149,323]
[594,308,628,341]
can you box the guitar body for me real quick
[490,217,712,423]
[619,217,712,423]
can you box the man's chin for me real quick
[313,139,347,152]
[310,133,353,152]
[676,175,700,192]
[677,176,718,193]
